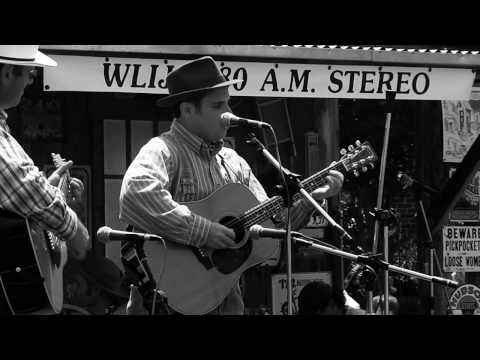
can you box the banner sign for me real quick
[44,55,475,100]
[443,226,480,272]
[442,100,480,162]
[271,272,331,315]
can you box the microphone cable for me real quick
[151,234,167,315]
[269,126,294,270]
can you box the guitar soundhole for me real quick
[220,216,244,243]
[211,216,252,274]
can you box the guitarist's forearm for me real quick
[119,186,213,247]
[31,203,79,241]
[0,162,78,240]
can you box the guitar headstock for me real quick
[51,153,68,169]
[50,153,72,196]
[338,140,378,177]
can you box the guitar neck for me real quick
[239,162,347,229]
[57,171,71,199]
[298,161,346,194]
[51,153,71,200]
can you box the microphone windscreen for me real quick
[397,172,410,189]
[221,112,240,126]
[220,112,235,121]
[249,224,262,240]
[96,226,111,244]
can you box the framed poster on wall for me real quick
[448,167,480,222]
[442,100,480,163]
[271,271,332,315]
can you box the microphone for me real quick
[221,112,271,129]
[249,224,302,240]
[396,171,440,194]
[96,226,161,244]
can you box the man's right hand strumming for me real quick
[205,222,236,249]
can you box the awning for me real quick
[38,45,478,100]
[39,45,480,69]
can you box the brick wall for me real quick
[390,191,418,271]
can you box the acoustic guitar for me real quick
[0,153,70,315]
[135,141,377,314]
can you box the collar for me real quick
[170,119,224,159]
[0,109,10,134]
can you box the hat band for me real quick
[0,55,35,62]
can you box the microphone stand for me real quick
[368,90,396,315]
[246,133,353,314]
[399,177,446,315]
[417,192,435,315]
[291,234,459,296]
[247,132,296,315]
[415,188,447,315]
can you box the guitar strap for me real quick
[217,152,241,185]
[217,151,283,226]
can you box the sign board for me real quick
[448,167,480,222]
[443,226,480,272]
[44,55,475,100]
[271,271,331,315]
[448,284,480,315]
[442,100,480,162]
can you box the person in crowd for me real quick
[0,45,91,262]
[298,280,366,315]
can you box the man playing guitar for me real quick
[119,56,344,315]
[0,46,91,314]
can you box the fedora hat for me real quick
[0,45,57,67]
[156,56,241,107]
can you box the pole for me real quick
[383,225,389,315]
[368,90,396,314]
[418,198,436,315]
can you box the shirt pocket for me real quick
[179,176,196,202]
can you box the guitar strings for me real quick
[221,146,374,230]
[222,161,346,230]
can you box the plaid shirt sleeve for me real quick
[0,129,78,241]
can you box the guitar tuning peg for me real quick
[355,140,361,147]
[353,170,360,177]
[348,145,355,152]
[362,167,368,172]
[340,148,347,155]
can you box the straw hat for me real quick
[0,45,57,67]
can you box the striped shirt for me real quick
[0,109,78,240]
[119,119,317,248]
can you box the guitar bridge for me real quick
[46,232,61,267]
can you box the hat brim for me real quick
[0,50,57,67]
[156,79,243,108]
